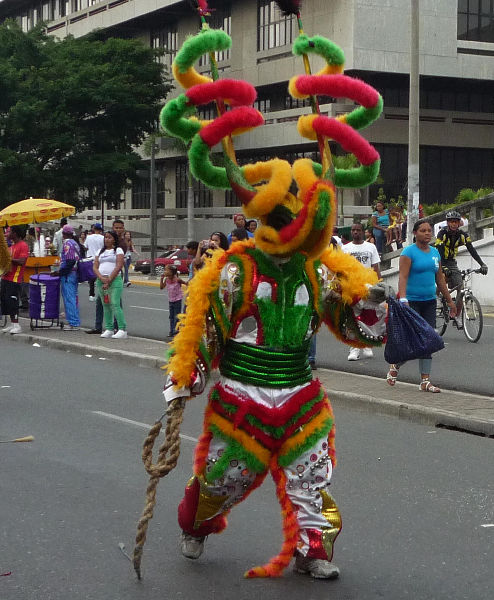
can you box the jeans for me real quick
[373,228,385,254]
[60,271,80,326]
[96,277,126,331]
[169,299,182,335]
[124,256,131,284]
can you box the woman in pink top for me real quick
[160,264,187,338]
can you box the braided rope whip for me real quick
[132,398,186,580]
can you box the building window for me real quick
[258,0,295,51]
[151,24,178,69]
[199,2,232,66]
[176,163,212,209]
[458,0,494,42]
[131,179,165,209]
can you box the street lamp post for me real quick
[407,0,420,244]
[149,140,158,278]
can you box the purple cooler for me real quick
[29,274,60,320]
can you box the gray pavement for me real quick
[5,296,494,438]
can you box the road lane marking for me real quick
[129,305,168,311]
[91,410,197,442]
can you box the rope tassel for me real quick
[132,399,186,580]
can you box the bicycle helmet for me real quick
[446,210,461,220]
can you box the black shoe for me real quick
[309,361,317,371]
[86,329,102,334]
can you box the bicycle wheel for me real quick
[462,295,483,342]
[435,297,448,336]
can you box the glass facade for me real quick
[370,144,494,207]
[151,23,178,69]
[258,0,295,51]
[458,0,494,42]
[176,162,212,209]
[131,178,165,209]
[199,2,231,66]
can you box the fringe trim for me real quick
[244,454,299,578]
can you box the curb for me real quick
[6,330,494,438]
[8,331,167,370]
[128,278,161,287]
[328,390,494,437]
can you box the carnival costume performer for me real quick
[134,0,389,582]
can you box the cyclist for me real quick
[435,210,488,328]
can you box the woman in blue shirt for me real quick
[371,201,390,254]
[386,221,456,392]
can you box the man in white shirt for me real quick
[52,218,67,256]
[342,223,381,361]
[85,223,104,301]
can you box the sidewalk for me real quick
[5,315,494,437]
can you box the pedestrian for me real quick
[58,224,81,331]
[227,213,254,245]
[193,231,228,271]
[365,227,376,245]
[86,219,126,334]
[386,220,456,392]
[123,230,139,287]
[76,230,88,258]
[247,219,258,234]
[343,222,381,361]
[52,218,68,256]
[229,227,249,243]
[371,201,389,254]
[160,264,187,338]
[85,223,104,302]
[185,240,199,279]
[93,230,128,339]
[435,210,488,329]
[1,225,29,334]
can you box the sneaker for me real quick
[64,325,80,331]
[347,347,360,361]
[125,282,131,287]
[100,329,113,338]
[88,296,96,302]
[9,323,22,335]
[309,361,317,370]
[2,324,12,333]
[112,330,128,339]
[86,329,102,334]
[180,532,205,560]
[453,317,463,330]
[294,552,340,579]
[362,348,374,359]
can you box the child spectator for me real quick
[160,264,187,338]
[385,205,403,249]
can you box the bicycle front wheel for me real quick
[435,297,448,336]
[462,295,483,342]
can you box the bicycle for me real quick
[435,268,484,342]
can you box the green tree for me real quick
[0,21,172,211]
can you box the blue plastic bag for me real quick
[384,296,444,364]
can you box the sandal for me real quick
[420,379,441,393]
[386,365,399,386]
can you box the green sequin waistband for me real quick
[219,339,312,388]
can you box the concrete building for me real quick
[1,0,494,246]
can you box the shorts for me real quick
[443,261,462,291]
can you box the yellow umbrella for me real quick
[0,198,75,226]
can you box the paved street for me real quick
[54,279,494,396]
[1,340,493,600]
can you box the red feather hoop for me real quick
[274,0,302,16]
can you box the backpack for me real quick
[77,258,95,283]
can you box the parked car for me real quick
[134,249,192,276]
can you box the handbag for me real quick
[384,296,444,364]
[77,258,95,283]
